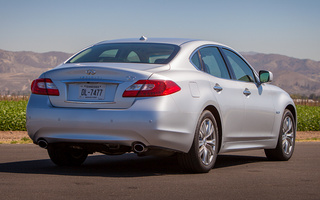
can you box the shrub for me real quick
[296,105,320,131]
[0,100,28,131]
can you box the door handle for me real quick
[243,88,251,96]
[213,84,223,92]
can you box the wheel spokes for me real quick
[198,118,216,165]
[283,117,292,135]
[200,122,207,138]
[206,139,216,151]
[281,116,294,155]
[202,147,208,164]
[205,121,214,139]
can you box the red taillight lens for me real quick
[31,78,60,96]
[122,80,181,97]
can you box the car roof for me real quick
[95,37,222,46]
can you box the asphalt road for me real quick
[0,143,319,200]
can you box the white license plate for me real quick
[78,84,106,100]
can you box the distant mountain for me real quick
[0,49,72,95]
[241,52,320,96]
[240,51,259,56]
[0,49,319,96]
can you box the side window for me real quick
[198,47,230,79]
[222,49,255,82]
[191,51,202,70]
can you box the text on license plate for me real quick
[79,84,106,100]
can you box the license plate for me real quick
[78,84,106,100]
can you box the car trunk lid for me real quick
[44,63,169,109]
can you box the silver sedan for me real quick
[26,37,296,173]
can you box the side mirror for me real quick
[259,70,273,83]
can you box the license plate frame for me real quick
[78,83,106,100]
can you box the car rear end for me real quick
[26,40,194,155]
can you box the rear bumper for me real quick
[26,94,196,153]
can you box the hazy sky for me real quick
[1,0,319,61]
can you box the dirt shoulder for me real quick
[295,131,320,141]
[0,131,31,144]
[0,131,319,144]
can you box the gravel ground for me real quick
[0,131,30,143]
[0,131,319,143]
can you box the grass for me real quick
[0,100,28,131]
[10,137,33,144]
[296,105,320,131]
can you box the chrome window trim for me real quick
[189,45,232,80]
[220,48,259,84]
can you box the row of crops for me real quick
[0,100,28,131]
[0,100,319,131]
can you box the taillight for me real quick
[123,80,181,97]
[31,78,60,96]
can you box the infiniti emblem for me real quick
[86,69,96,75]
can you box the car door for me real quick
[191,46,246,144]
[221,49,275,141]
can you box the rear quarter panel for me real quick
[151,68,222,152]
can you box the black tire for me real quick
[178,110,219,173]
[47,144,88,166]
[265,109,296,161]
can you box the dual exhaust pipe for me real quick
[132,142,147,153]
[38,139,147,154]
[38,139,48,149]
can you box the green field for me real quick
[296,105,320,131]
[0,100,28,131]
[0,100,319,131]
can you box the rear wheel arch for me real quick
[178,109,219,172]
[204,105,222,153]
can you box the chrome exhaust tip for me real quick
[132,142,147,153]
[38,139,48,149]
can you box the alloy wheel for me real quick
[282,116,294,155]
[198,118,216,165]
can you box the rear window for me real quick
[67,43,180,64]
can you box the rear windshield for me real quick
[67,43,180,64]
